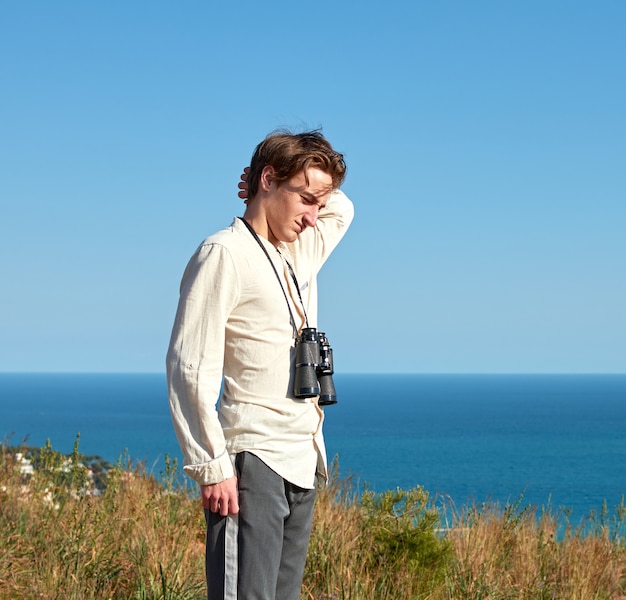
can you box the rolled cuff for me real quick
[182,451,235,485]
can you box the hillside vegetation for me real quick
[1,440,625,599]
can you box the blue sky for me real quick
[1,1,624,374]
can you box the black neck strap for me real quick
[238,217,310,337]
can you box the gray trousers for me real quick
[205,452,317,600]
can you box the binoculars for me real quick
[293,328,337,406]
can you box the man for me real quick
[166,130,353,600]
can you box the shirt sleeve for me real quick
[289,189,355,272]
[166,242,240,485]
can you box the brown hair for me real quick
[247,130,347,200]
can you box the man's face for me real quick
[265,167,333,246]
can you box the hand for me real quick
[201,476,239,516]
[238,167,250,202]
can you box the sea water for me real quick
[1,372,625,523]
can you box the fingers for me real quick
[223,495,239,516]
[201,478,239,515]
[208,497,239,516]
[238,167,250,201]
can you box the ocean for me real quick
[2,373,625,524]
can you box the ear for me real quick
[259,165,276,192]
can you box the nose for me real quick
[303,205,319,228]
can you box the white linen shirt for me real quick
[166,190,354,489]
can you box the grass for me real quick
[1,441,625,599]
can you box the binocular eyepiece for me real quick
[293,327,337,406]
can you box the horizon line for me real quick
[1,371,625,376]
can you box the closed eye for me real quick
[301,194,325,209]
